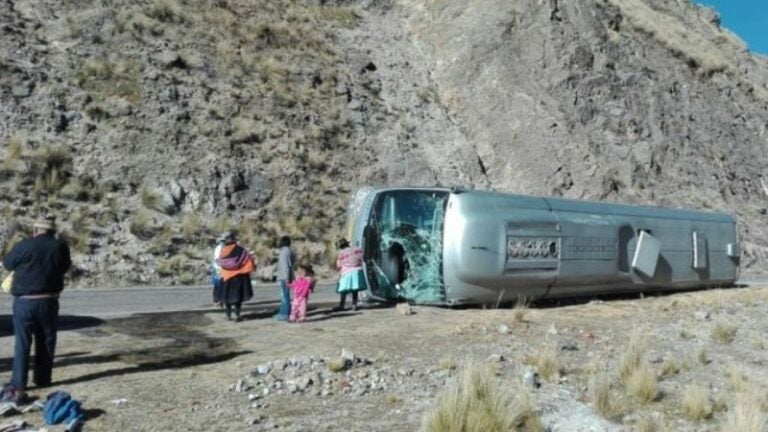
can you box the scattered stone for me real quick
[248,393,260,401]
[295,376,313,391]
[341,348,356,363]
[234,379,250,393]
[487,354,505,362]
[256,363,272,375]
[548,323,559,335]
[11,82,32,98]
[497,324,510,334]
[396,303,414,316]
[523,368,541,389]
[559,342,579,351]
[695,309,711,321]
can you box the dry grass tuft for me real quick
[721,389,768,432]
[526,348,559,382]
[625,365,660,403]
[606,0,736,75]
[439,358,458,371]
[157,255,184,277]
[511,296,530,323]
[591,372,624,421]
[619,331,649,384]
[635,415,661,432]
[421,363,543,432]
[681,384,712,421]
[725,367,750,393]
[658,358,680,379]
[712,321,738,344]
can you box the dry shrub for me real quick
[712,321,738,344]
[721,389,768,432]
[2,135,24,172]
[635,415,661,432]
[658,358,680,379]
[527,349,559,382]
[421,363,543,432]
[725,367,749,393]
[157,255,184,277]
[591,372,623,420]
[606,0,734,74]
[625,365,659,403]
[439,358,457,371]
[511,296,529,323]
[681,384,712,421]
[180,212,203,239]
[619,331,649,383]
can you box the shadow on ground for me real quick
[0,315,104,338]
[0,311,250,386]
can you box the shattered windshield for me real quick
[370,190,448,303]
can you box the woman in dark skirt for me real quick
[215,232,255,322]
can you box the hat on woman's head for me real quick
[222,231,237,244]
[33,215,56,232]
[336,238,349,249]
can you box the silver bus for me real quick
[345,187,740,305]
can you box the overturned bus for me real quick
[345,187,741,305]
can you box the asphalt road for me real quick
[0,282,341,318]
[1,277,766,319]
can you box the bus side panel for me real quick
[442,193,552,304]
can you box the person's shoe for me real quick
[234,316,242,323]
[351,305,358,312]
[274,314,288,321]
[0,384,26,405]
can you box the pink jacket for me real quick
[336,247,363,276]
[289,277,315,300]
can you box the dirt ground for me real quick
[2,285,768,431]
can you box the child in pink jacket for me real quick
[288,264,315,323]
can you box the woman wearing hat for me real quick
[334,239,367,311]
[214,232,255,322]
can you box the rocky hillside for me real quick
[1,0,766,287]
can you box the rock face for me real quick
[0,0,767,286]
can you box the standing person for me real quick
[1,216,71,404]
[274,236,295,321]
[210,235,225,308]
[215,232,255,322]
[288,264,315,323]
[335,239,366,311]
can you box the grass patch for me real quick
[658,358,680,379]
[625,365,660,403]
[722,389,768,432]
[712,321,738,344]
[606,0,736,75]
[619,331,648,384]
[511,296,529,323]
[590,372,624,421]
[157,255,185,277]
[526,349,559,382]
[140,186,168,213]
[76,59,141,103]
[439,358,457,372]
[681,384,712,421]
[725,367,749,393]
[422,363,543,432]
[2,135,24,172]
[129,210,155,240]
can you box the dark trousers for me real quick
[12,297,59,390]
[339,291,358,308]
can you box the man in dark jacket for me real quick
[1,216,71,403]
